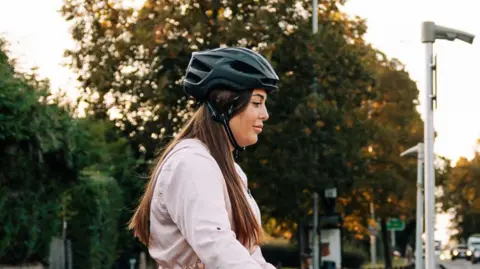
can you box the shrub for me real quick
[67,175,123,269]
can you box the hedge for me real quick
[66,175,123,269]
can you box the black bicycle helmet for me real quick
[183,47,279,159]
[184,47,279,100]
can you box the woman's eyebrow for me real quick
[252,93,265,100]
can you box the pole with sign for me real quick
[387,218,405,249]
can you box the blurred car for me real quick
[469,240,480,264]
[470,248,480,264]
[451,244,472,260]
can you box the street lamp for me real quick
[400,143,424,269]
[421,21,475,269]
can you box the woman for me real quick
[128,47,279,269]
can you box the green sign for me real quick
[387,218,405,231]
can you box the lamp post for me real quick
[401,143,424,269]
[421,21,475,269]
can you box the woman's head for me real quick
[184,47,278,155]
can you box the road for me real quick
[439,259,480,269]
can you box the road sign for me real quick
[325,188,337,198]
[387,218,405,231]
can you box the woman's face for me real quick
[229,89,270,148]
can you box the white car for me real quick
[451,244,472,260]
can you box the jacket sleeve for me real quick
[163,150,262,269]
[251,246,277,269]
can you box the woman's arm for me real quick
[251,245,277,269]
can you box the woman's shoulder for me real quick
[164,138,217,168]
[159,139,225,192]
[173,138,210,154]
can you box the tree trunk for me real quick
[381,218,393,269]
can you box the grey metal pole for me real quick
[299,220,305,269]
[312,0,319,269]
[423,41,435,269]
[415,143,424,269]
[421,20,475,269]
[129,258,137,269]
[370,201,377,267]
[312,0,318,34]
[400,143,425,269]
[391,230,396,249]
[313,192,319,269]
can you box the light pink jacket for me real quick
[149,138,276,269]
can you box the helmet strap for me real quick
[205,102,245,159]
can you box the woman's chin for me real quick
[238,135,259,148]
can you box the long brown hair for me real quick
[128,88,263,249]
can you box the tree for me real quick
[366,55,424,219]
[73,118,143,261]
[336,55,425,268]
[61,0,379,229]
[0,37,138,266]
[440,142,480,242]
[0,38,84,264]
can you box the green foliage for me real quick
[0,188,63,264]
[337,56,425,243]
[0,38,85,264]
[0,36,138,266]
[260,244,300,268]
[73,118,143,255]
[342,241,368,269]
[440,146,480,240]
[363,57,424,218]
[66,176,123,269]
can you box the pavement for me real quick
[439,259,480,269]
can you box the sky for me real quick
[1,0,478,244]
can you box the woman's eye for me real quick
[253,102,261,107]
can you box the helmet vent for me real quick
[260,78,277,86]
[230,61,261,75]
[191,58,211,72]
[186,72,202,83]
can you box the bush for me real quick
[342,241,368,269]
[66,175,123,269]
[0,189,63,265]
[0,38,86,265]
[260,240,370,269]
[342,251,366,269]
[260,244,299,267]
